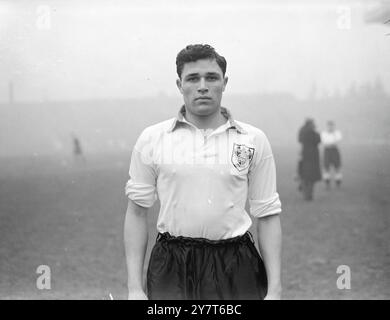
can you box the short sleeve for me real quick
[125,128,157,208]
[247,133,282,218]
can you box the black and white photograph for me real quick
[0,0,389,301]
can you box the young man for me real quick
[321,120,342,189]
[124,44,282,300]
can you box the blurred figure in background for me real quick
[72,134,86,165]
[298,118,322,201]
[321,120,342,189]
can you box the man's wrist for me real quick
[127,281,144,292]
[267,283,282,295]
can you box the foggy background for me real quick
[0,0,389,158]
[0,0,389,300]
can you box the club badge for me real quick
[231,143,255,171]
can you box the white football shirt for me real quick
[125,106,282,240]
[321,130,342,147]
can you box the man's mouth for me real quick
[195,97,212,101]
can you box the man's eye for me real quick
[187,77,198,82]
[206,76,218,81]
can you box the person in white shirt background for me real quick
[123,44,282,300]
[321,120,343,189]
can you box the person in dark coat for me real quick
[73,136,82,156]
[71,133,86,165]
[297,118,322,200]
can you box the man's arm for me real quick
[124,199,149,299]
[256,214,282,300]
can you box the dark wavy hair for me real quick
[176,44,227,79]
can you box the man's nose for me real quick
[197,78,208,93]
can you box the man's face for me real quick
[327,122,335,132]
[176,58,228,117]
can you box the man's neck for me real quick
[184,106,227,131]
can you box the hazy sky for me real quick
[0,0,389,102]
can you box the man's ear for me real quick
[176,78,183,94]
[222,76,228,92]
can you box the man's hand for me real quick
[128,289,148,300]
[264,287,282,300]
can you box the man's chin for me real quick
[191,103,218,116]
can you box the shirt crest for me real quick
[231,143,255,171]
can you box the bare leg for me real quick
[323,170,331,190]
[335,169,342,187]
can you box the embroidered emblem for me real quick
[231,143,255,171]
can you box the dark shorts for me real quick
[147,232,268,300]
[324,146,341,170]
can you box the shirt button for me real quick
[208,199,212,205]
[229,202,234,208]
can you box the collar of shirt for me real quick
[167,105,247,135]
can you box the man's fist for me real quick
[128,290,148,300]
